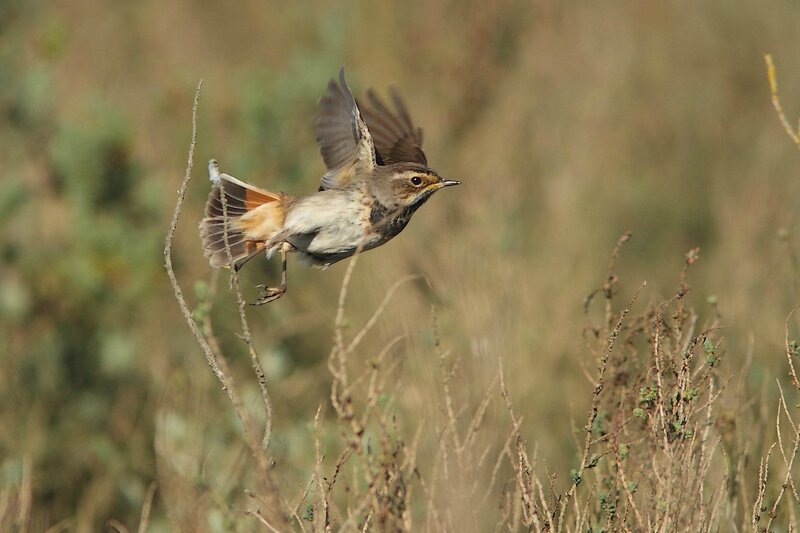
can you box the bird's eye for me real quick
[410,176,423,186]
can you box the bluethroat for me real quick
[199,68,460,304]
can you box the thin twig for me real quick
[786,306,800,390]
[218,178,274,451]
[136,482,157,533]
[754,443,776,529]
[16,455,30,532]
[163,80,261,456]
[346,274,418,355]
[313,405,332,533]
[767,399,800,531]
[245,509,282,533]
[557,281,645,532]
[765,54,800,149]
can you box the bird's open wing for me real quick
[358,87,427,166]
[314,68,376,190]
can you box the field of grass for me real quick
[3,0,800,531]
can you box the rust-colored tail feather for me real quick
[199,164,282,270]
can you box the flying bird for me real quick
[199,68,460,304]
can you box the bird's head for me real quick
[377,163,460,208]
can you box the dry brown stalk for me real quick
[556,281,646,532]
[163,81,258,452]
[218,177,274,452]
[135,482,157,533]
[164,81,286,528]
[765,54,800,149]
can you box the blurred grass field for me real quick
[3,0,800,530]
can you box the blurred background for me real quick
[2,0,800,530]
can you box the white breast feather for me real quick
[282,191,367,254]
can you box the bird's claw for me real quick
[251,284,286,306]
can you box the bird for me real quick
[199,67,460,305]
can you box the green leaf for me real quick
[703,338,715,355]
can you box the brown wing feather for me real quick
[359,87,427,166]
[314,68,376,190]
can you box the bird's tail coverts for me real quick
[199,160,284,269]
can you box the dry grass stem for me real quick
[765,54,800,149]
[135,482,157,533]
[163,81,286,527]
[218,177,274,452]
[163,81,254,436]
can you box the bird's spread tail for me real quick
[199,160,287,270]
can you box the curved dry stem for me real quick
[785,305,800,390]
[218,178,274,452]
[136,482,157,533]
[765,54,800,149]
[162,80,271,482]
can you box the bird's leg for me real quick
[252,243,290,306]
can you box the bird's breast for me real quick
[369,194,431,240]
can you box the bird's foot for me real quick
[250,284,286,306]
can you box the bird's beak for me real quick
[439,179,461,188]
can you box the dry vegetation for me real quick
[4,1,800,532]
[162,155,800,531]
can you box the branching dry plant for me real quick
[271,234,800,532]
[164,81,287,530]
[546,244,727,531]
